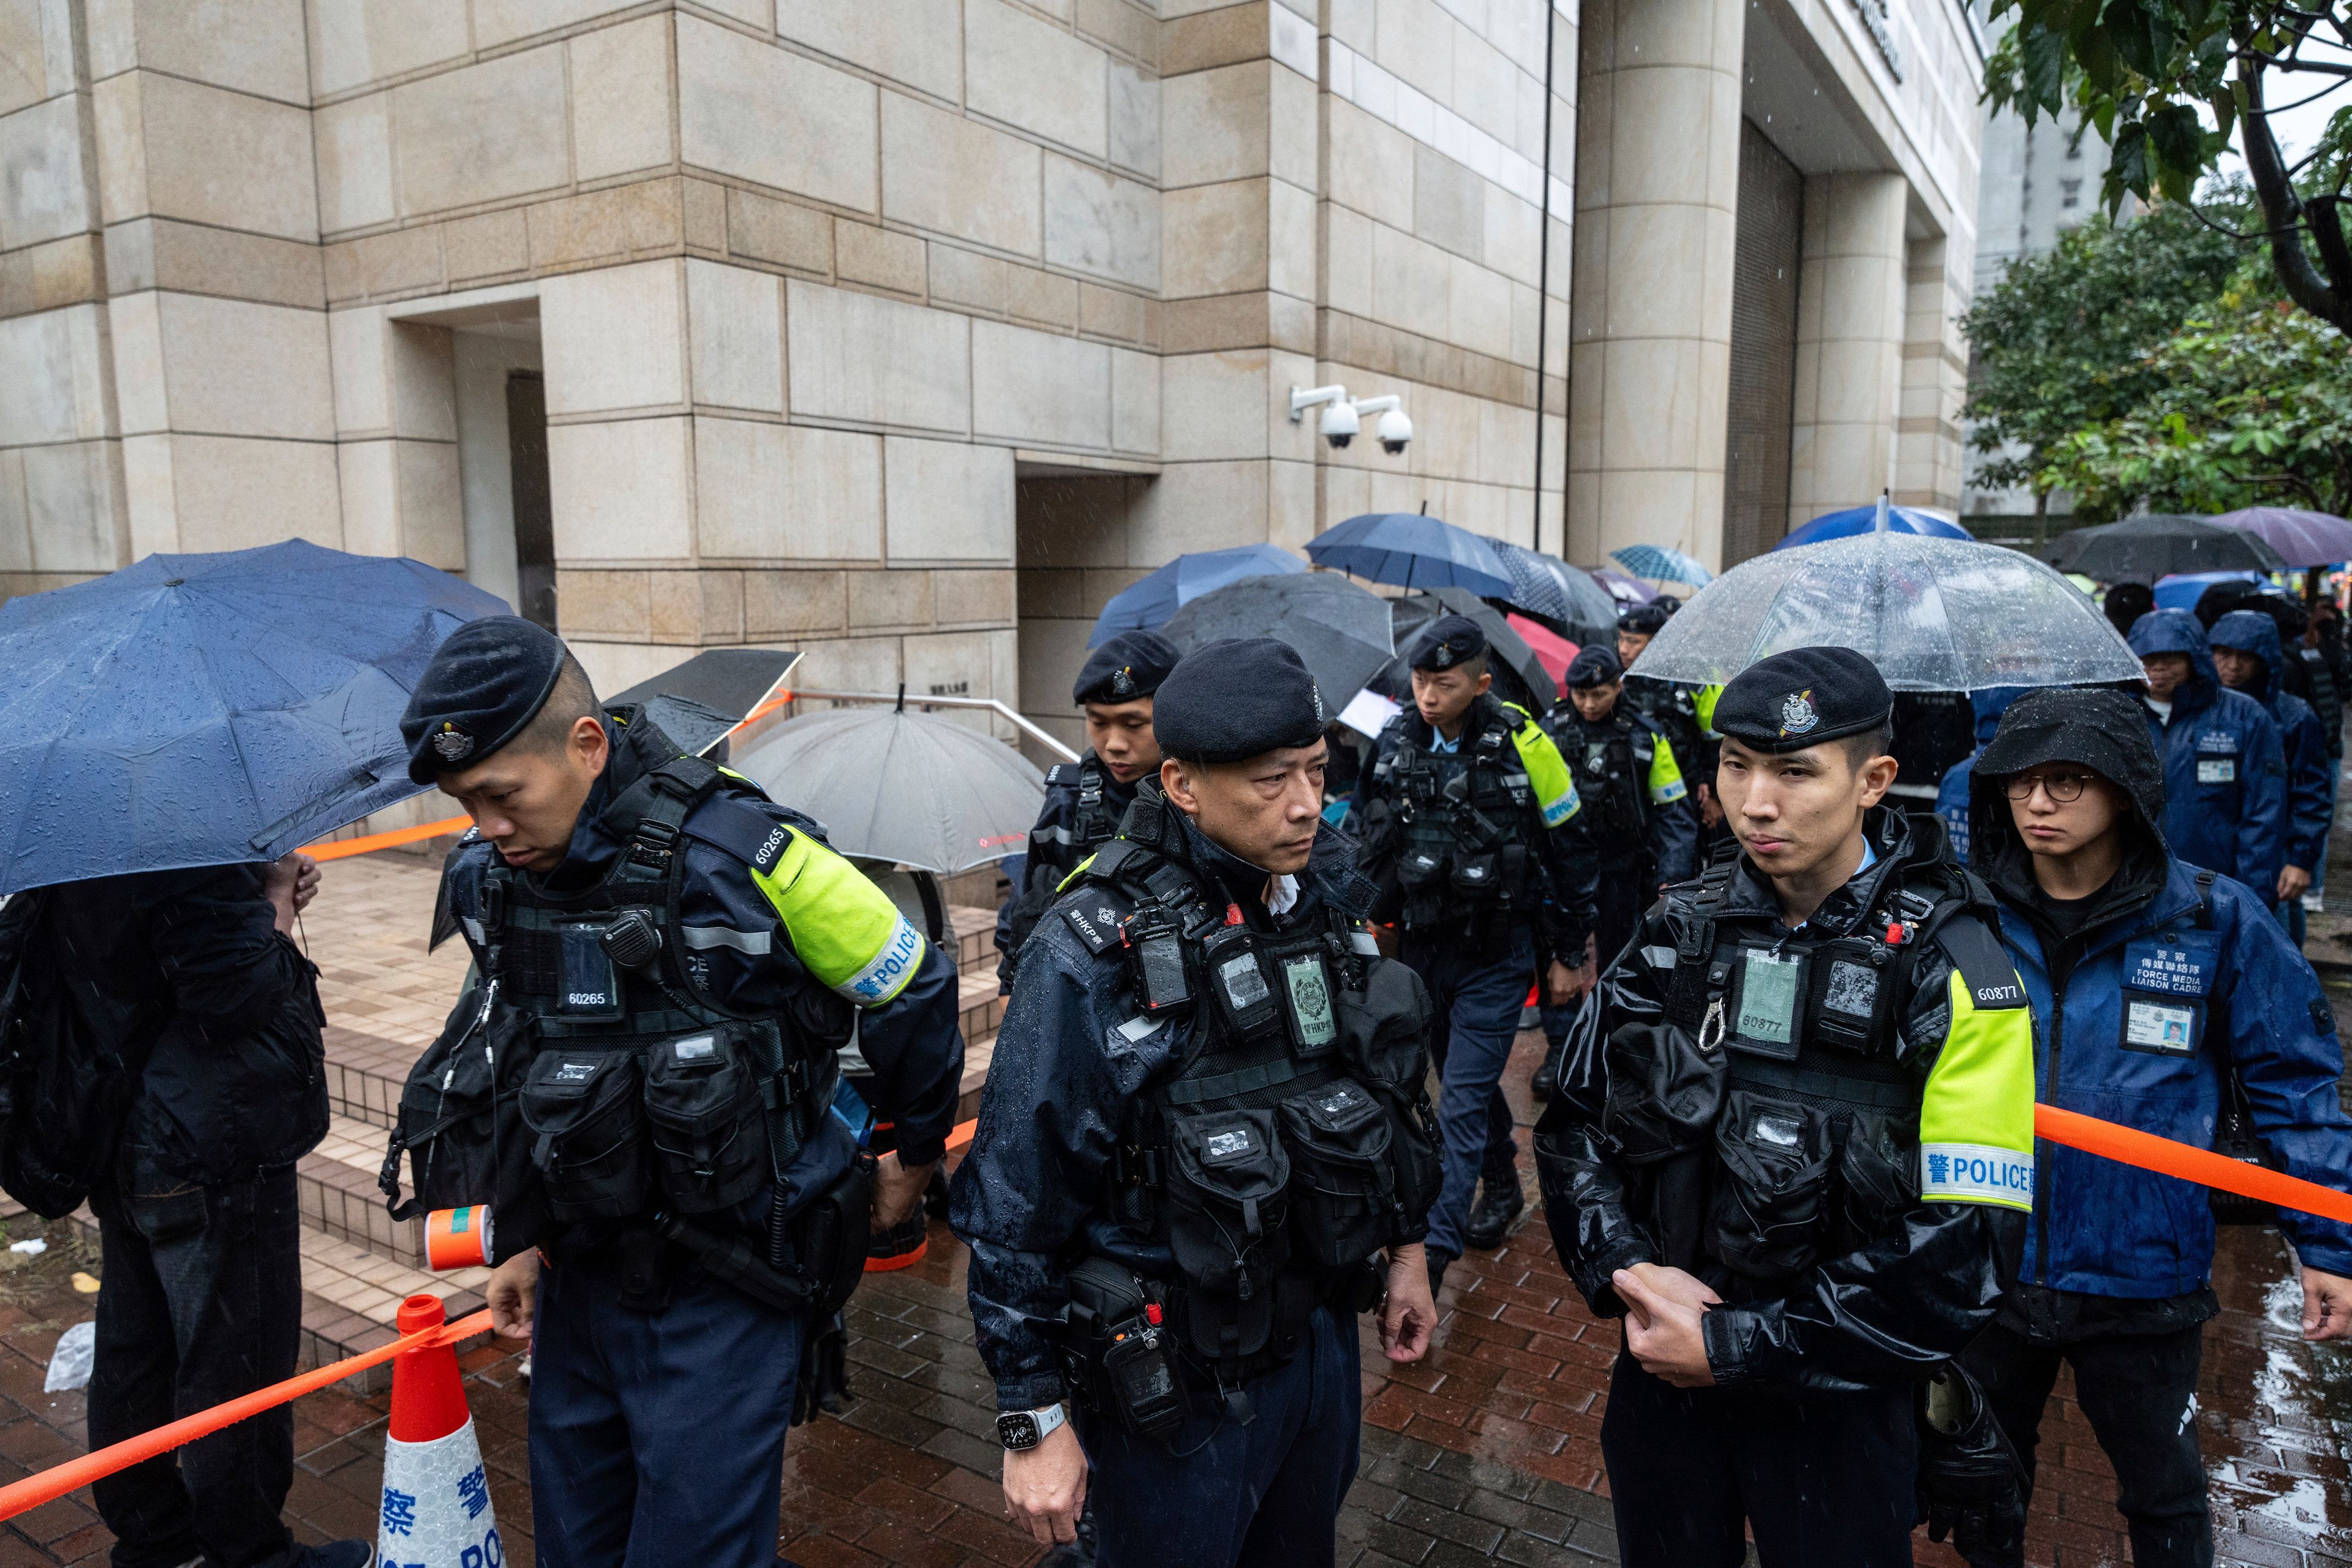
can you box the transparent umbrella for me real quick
[1628,531,2146,692]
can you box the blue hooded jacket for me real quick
[2207,608,2332,877]
[2126,609,2287,894]
[1934,685,2032,859]
[1967,687,2352,1297]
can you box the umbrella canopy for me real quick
[1777,505,1972,549]
[1590,567,1653,606]
[0,540,507,893]
[1488,540,1619,639]
[731,706,1044,875]
[1160,571,1395,707]
[1384,589,1560,710]
[1627,531,2146,693]
[1506,612,1578,687]
[1087,545,1305,647]
[2207,507,2352,568]
[1306,513,1514,598]
[1610,544,1714,587]
[2046,514,2288,580]
[610,647,799,756]
[2152,570,2264,612]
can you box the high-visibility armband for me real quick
[1918,960,2037,1209]
[1504,709,1581,827]
[1648,736,1688,804]
[748,827,925,1006]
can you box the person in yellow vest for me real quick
[1352,616,1599,1282]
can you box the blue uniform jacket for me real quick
[1934,687,2032,861]
[1985,854,2352,1294]
[2209,609,2333,876]
[949,816,1376,1411]
[2127,610,2288,893]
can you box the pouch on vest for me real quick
[796,1148,875,1321]
[1600,1020,1724,1164]
[1709,1090,1834,1280]
[1396,843,1448,891]
[643,1023,772,1213]
[1063,1257,1188,1440]
[1808,941,1894,1057]
[1727,948,1807,1061]
[1838,1107,1917,1233]
[382,992,551,1263]
[520,1045,652,1221]
[1278,1079,1396,1268]
[556,922,626,1022]
[1335,960,1441,1218]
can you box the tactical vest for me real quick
[1561,715,1651,847]
[1034,755,1128,882]
[384,713,868,1316]
[1062,794,1440,1398]
[1381,710,1544,932]
[1620,844,2017,1298]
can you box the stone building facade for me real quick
[0,0,1983,758]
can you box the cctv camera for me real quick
[1319,401,1360,450]
[1376,408,1414,454]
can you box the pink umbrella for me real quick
[1506,612,1578,687]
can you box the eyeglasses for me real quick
[2003,771,2092,803]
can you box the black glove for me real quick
[1915,1362,2028,1558]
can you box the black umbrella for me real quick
[1488,540,1619,643]
[2046,514,2288,581]
[1160,573,1393,706]
[611,647,800,756]
[1382,587,1559,710]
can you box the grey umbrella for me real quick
[1160,571,1395,705]
[731,705,1045,875]
[1488,540,1619,643]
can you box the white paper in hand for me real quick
[1338,688,1401,739]
[45,1321,94,1393]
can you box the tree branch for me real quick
[2241,56,2352,330]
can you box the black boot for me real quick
[1464,1178,1525,1250]
[1531,1053,1559,1099]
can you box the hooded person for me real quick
[2207,609,2332,931]
[1957,685,2352,1568]
[2125,609,2287,897]
[2101,582,2155,643]
[1933,686,2034,859]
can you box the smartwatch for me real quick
[997,1403,1068,1451]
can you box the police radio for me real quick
[1201,924,1280,1044]
[1124,905,1193,1017]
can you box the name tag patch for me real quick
[1733,949,1803,1055]
[1921,1142,2034,1207]
[2124,941,2212,996]
[2196,758,2237,785]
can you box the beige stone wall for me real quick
[1787,171,1907,519]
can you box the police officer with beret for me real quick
[1532,643,1699,1098]
[1536,646,2038,1567]
[1618,600,1720,830]
[954,638,1441,1567]
[1354,616,1598,1275]
[388,617,964,1566]
[998,630,1181,989]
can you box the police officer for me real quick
[1532,643,1699,1099]
[2208,609,2332,935]
[393,617,964,1565]
[953,638,1441,1567]
[1536,646,2039,1567]
[2128,608,2288,899]
[998,631,1181,987]
[1354,616,1597,1277]
[1617,599,1716,827]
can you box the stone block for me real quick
[99,0,307,103]
[883,435,1013,562]
[699,568,745,641]
[0,95,86,248]
[388,320,458,440]
[1043,157,1159,290]
[930,245,1009,314]
[1110,347,1157,456]
[334,437,397,556]
[744,568,847,636]
[1078,281,1145,342]
[119,72,318,241]
[1374,0,1454,105]
[836,221,927,296]
[786,280,970,434]
[684,177,726,251]
[556,567,650,636]
[1325,203,1374,318]
[1371,222,1449,341]
[973,318,1109,448]
[107,288,166,434]
[0,0,70,119]
[391,47,568,218]
[444,209,531,282]
[397,437,464,567]
[473,0,641,50]
[1078,0,1156,64]
[904,629,1014,715]
[543,259,686,415]
[0,447,26,571]
[157,434,344,553]
[967,0,1107,159]
[1009,266,1077,330]
[1161,180,1267,298]
[1414,143,1485,263]
[547,415,693,559]
[0,232,101,315]
[693,417,883,561]
[1327,100,1416,233]
[932,567,1017,627]
[791,633,901,693]
[22,439,119,571]
[314,94,394,235]
[880,92,1041,258]
[1130,458,1267,562]
[1163,1,1271,75]
[308,0,470,97]
[649,569,706,639]
[571,15,674,181]
[1267,176,1313,299]
[0,303,109,445]
[678,17,877,214]
[1107,58,1160,179]
[322,225,445,303]
[726,189,832,273]
[848,565,930,630]
[1161,62,1265,190]
[145,291,334,441]
[775,0,962,102]
[1159,349,1265,461]
[1449,253,1512,361]
[685,259,784,413]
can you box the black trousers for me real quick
[1958,1321,2212,1568]
[88,1153,303,1568]
[1599,1351,1920,1568]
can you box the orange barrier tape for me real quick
[2034,1103,2352,1225]
[0,1307,496,1524]
[946,1117,977,1154]
[303,814,472,862]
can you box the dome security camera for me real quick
[1376,407,1414,454]
[1319,401,1360,450]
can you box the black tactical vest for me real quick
[1375,707,1542,931]
[1066,794,1439,1389]
[1559,714,1649,846]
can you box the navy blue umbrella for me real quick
[1088,544,1305,647]
[1306,513,1514,598]
[1777,505,1971,549]
[0,540,508,892]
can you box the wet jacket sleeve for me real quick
[2281,704,2333,874]
[1702,938,2034,1393]
[949,921,1137,1410]
[2237,705,2290,894]
[1509,722,1596,965]
[137,865,312,1038]
[1643,734,1700,887]
[2217,893,2352,1276]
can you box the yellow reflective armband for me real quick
[1502,705,1581,827]
[1648,736,1687,804]
[1918,967,2037,1209]
[1693,683,1722,734]
[747,827,925,1006]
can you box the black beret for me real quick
[1565,644,1623,688]
[1617,601,1670,636]
[399,615,568,784]
[1073,630,1181,706]
[1712,646,1893,754]
[1153,638,1326,763]
[1410,614,1487,672]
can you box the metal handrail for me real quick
[778,687,1081,762]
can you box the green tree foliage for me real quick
[2038,271,2352,518]
[1961,200,2246,503]
[1983,0,2352,334]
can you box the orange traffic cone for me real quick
[377,1295,502,1568]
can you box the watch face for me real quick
[998,1412,1041,1450]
